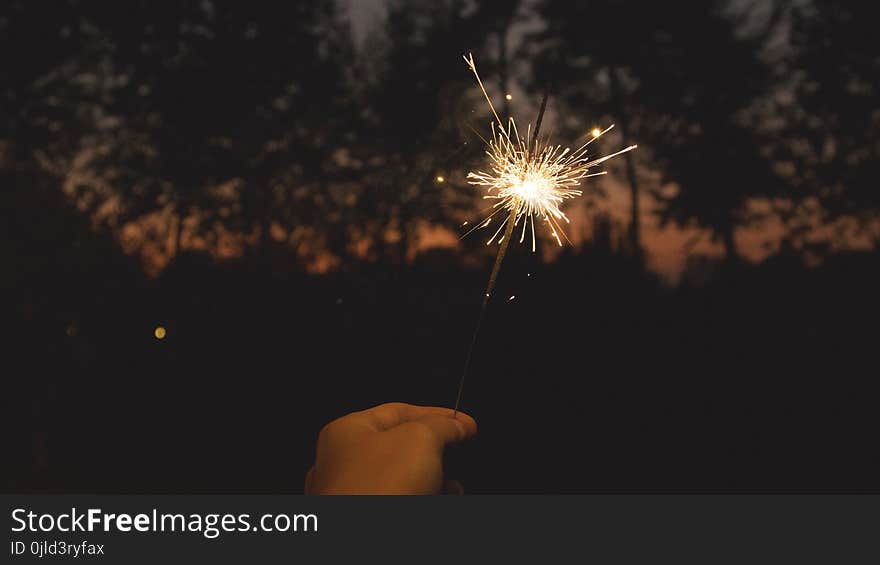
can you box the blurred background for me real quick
[3,0,878,493]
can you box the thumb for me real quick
[414,412,478,446]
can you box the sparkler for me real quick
[453,54,637,415]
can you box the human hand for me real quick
[304,402,478,495]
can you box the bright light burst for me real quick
[462,53,637,251]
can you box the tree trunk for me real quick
[608,67,642,262]
[720,219,739,265]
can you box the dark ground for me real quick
[6,235,879,494]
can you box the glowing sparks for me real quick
[462,53,636,252]
[436,175,445,183]
[505,93,513,100]
[453,55,639,415]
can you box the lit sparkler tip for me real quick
[463,55,636,249]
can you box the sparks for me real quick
[453,54,637,416]
[462,53,636,252]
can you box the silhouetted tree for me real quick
[785,1,880,235]
[530,0,786,263]
[0,0,98,195]
[346,0,505,265]
[79,1,357,264]
[528,0,659,258]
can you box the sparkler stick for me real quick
[453,85,549,417]
[453,54,636,416]
[453,185,520,417]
